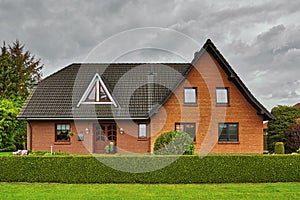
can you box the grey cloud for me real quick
[0,0,299,110]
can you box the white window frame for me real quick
[184,87,197,104]
[216,87,229,104]
[138,124,147,138]
[77,73,118,107]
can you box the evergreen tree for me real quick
[0,40,43,99]
[0,40,43,150]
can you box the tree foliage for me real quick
[267,105,300,152]
[0,98,26,151]
[286,124,300,153]
[0,40,43,151]
[0,40,43,99]
[154,131,194,155]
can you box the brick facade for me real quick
[27,51,264,154]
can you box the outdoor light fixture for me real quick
[85,128,89,134]
[120,128,124,134]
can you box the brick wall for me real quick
[150,52,264,154]
[27,120,150,154]
[28,52,264,154]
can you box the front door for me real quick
[94,123,117,153]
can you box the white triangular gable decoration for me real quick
[77,73,118,107]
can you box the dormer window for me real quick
[85,80,109,102]
[77,73,117,107]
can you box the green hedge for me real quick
[0,155,299,183]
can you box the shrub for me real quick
[0,155,299,183]
[154,131,194,155]
[274,142,285,154]
[105,142,116,154]
[286,124,300,153]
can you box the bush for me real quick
[0,155,299,183]
[274,142,285,154]
[105,142,116,154]
[286,124,300,153]
[154,131,194,155]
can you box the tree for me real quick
[286,124,300,153]
[267,105,300,152]
[0,40,43,99]
[0,98,26,151]
[0,40,43,150]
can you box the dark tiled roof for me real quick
[19,63,191,119]
[18,39,274,120]
[294,103,300,109]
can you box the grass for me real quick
[0,182,299,199]
[0,152,12,155]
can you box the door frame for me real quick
[93,122,117,153]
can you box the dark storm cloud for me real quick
[0,0,299,109]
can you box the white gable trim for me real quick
[76,73,118,107]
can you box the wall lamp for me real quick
[85,128,89,134]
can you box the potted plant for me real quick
[68,131,75,138]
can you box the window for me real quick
[175,123,196,142]
[56,124,70,141]
[218,123,238,142]
[138,124,147,138]
[85,80,109,102]
[77,73,118,107]
[216,87,229,104]
[184,87,197,104]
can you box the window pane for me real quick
[184,88,197,104]
[139,124,147,138]
[100,86,108,100]
[56,124,70,141]
[216,88,228,104]
[218,123,238,142]
[218,124,228,141]
[175,124,184,132]
[228,124,238,141]
[184,124,196,142]
[176,123,196,142]
[88,86,96,100]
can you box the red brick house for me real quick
[18,39,274,154]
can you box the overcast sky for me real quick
[1,0,300,110]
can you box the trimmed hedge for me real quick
[0,155,299,183]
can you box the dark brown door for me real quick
[94,123,117,153]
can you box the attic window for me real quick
[77,73,117,107]
[85,80,109,102]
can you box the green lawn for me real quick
[0,183,299,200]
[0,152,12,155]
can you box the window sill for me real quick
[54,141,71,145]
[137,138,148,141]
[183,103,198,107]
[218,141,240,144]
[216,104,230,107]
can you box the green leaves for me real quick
[0,98,26,151]
[154,131,194,155]
[0,40,43,100]
[0,155,299,183]
[267,105,300,152]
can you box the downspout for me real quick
[27,120,33,150]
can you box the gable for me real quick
[191,39,274,121]
[77,73,117,107]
